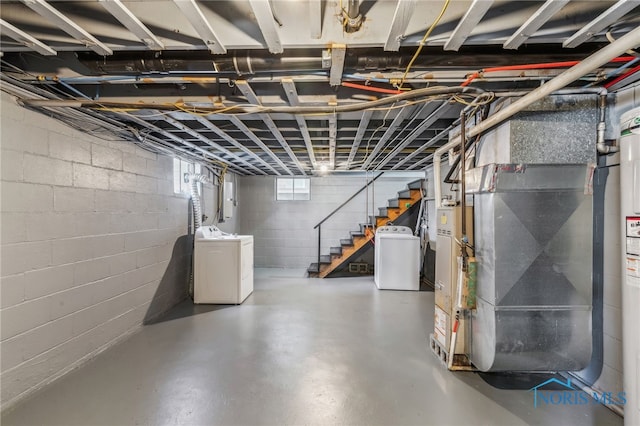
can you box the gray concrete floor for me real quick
[2,269,623,426]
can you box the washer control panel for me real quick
[376,225,413,235]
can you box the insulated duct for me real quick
[188,173,209,229]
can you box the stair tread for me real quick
[330,247,342,255]
[407,179,425,189]
[392,200,413,208]
[359,223,374,233]
[340,239,354,246]
[307,263,320,273]
[320,255,331,264]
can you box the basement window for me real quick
[276,177,310,201]
[173,159,201,194]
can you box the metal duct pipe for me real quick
[188,173,210,229]
[434,25,640,208]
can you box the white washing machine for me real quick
[194,226,254,304]
[374,226,420,291]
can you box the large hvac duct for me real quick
[468,164,594,372]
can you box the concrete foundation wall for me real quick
[0,93,192,409]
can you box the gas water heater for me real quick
[620,106,640,426]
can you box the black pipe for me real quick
[59,46,611,76]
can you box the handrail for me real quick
[313,172,384,229]
[312,171,384,275]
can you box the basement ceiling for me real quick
[1,0,639,176]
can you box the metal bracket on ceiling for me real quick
[384,0,417,51]
[249,0,284,54]
[329,44,347,87]
[21,0,112,56]
[309,0,322,39]
[99,0,165,51]
[172,0,226,54]
[0,19,57,56]
[321,49,332,69]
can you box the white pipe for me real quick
[434,25,640,208]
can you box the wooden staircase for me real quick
[308,179,425,278]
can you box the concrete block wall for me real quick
[237,173,424,268]
[0,93,192,409]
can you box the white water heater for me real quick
[620,106,640,426]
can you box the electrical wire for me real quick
[604,63,640,88]
[341,81,403,94]
[359,108,393,169]
[370,99,449,169]
[21,86,487,115]
[367,93,492,169]
[584,57,640,87]
[343,74,392,84]
[398,0,450,89]
[606,28,640,57]
[174,102,246,116]
[461,56,637,87]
